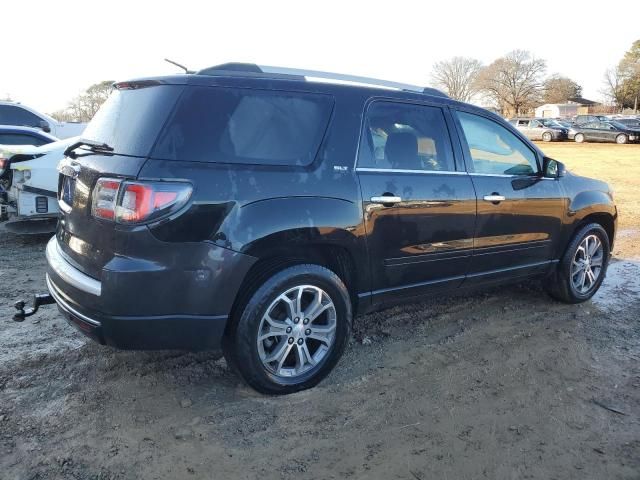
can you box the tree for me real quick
[50,81,114,122]
[542,75,582,104]
[477,50,546,116]
[619,39,640,112]
[430,57,483,102]
[602,67,629,111]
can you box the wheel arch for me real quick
[217,196,369,342]
[573,212,616,251]
[567,188,616,253]
[224,242,361,340]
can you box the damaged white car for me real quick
[0,137,77,234]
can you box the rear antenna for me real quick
[164,58,193,74]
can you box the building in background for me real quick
[535,97,606,118]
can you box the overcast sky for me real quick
[2,0,637,114]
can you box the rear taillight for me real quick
[92,179,121,220]
[0,158,7,170]
[91,178,192,224]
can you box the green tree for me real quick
[619,40,640,111]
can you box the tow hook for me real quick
[13,293,55,322]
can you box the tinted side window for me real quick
[0,105,43,127]
[153,87,333,166]
[456,111,538,176]
[357,102,455,172]
[0,133,49,146]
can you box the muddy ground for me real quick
[1,227,639,480]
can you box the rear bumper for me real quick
[46,236,256,350]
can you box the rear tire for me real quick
[542,131,553,142]
[574,133,585,143]
[545,223,610,303]
[616,134,628,144]
[224,264,352,394]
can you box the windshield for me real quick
[610,121,628,130]
[82,85,184,157]
[540,119,562,127]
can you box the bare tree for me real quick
[477,50,546,116]
[602,67,629,111]
[50,81,114,122]
[542,75,582,104]
[430,57,483,102]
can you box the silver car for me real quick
[510,118,568,142]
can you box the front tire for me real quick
[225,264,352,394]
[542,131,553,142]
[545,223,610,303]
[574,133,585,143]
[616,134,628,144]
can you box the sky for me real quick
[2,0,638,114]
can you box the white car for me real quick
[0,101,86,139]
[0,137,77,234]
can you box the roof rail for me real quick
[196,63,449,98]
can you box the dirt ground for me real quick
[1,143,639,480]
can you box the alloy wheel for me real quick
[570,234,604,294]
[257,285,337,378]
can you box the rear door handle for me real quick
[483,194,506,203]
[370,196,402,204]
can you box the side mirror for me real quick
[543,157,566,178]
[38,120,51,133]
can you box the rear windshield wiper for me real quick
[64,139,115,159]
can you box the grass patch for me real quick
[535,142,640,232]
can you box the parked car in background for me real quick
[615,118,640,129]
[33,63,617,394]
[551,119,575,129]
[0,125,58,147]
[574,114,609,125]
[0,137,76,234]
[570,121,640,144]
[510,117,568,141]
[0,101,86,139]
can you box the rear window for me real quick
[152,87,333,166]
[82,85,184,157]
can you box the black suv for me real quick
[44,64,617,394]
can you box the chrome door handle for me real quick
[370,196,402,204]
[483,194,506,203]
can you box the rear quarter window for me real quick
[152,87,333,166]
